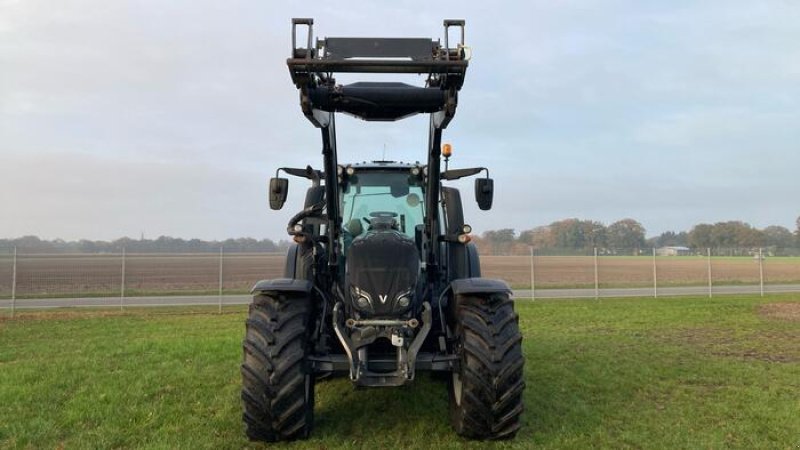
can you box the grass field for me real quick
[2,294,799,449]
[1,253,799,299]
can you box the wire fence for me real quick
[2,246,800,315]
[480,247,800,299]
[0,250,284,299]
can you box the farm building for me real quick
[657,246,691,256]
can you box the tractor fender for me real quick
[283,244,300,278]
[449,277,511,296]
[251,278,312,294]
[465,243,481,278]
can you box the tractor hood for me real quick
[346,230,420,317]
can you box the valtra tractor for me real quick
[241,18,524,441]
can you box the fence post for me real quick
[529,246,535,301]
[218,245,224,314]
[707,248,712,298]
[120,247,126,311]
[652,247,658,298]
[593,247,599,300]
[11,246,17,318]
[758,247,764,297]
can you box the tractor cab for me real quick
[340,162,426,248]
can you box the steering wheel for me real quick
[369,211,398,218]
[363,211,398,224]
[363,211,399,230]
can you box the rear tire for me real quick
[449,292,525,439]
[241,292,315,442]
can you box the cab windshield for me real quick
[341,170,425,240]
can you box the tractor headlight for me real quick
[397,295,411,308]
[395,290,413,309]
[351,286,372,311]
[356,295,370,309]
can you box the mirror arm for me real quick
[441,167,487,181]
[276,167,324,186]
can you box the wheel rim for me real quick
[452,372,463,407]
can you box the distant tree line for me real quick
[0,236,290,254]
[472,216,800,256]
[3,215,799,255]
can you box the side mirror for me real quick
[475,178,494,210]
[269,177,289,210]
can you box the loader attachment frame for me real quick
[286,18,469,291]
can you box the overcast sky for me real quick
[2,0,799,241]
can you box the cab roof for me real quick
[349,160,422,170]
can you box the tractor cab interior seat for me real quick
[347,218,363,237]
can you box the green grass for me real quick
[1,295,799,449]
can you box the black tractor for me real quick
[241,19,524,441]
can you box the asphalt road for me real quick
[2,284,800,310]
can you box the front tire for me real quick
[241,292,315,442]
[449,292,525,439]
